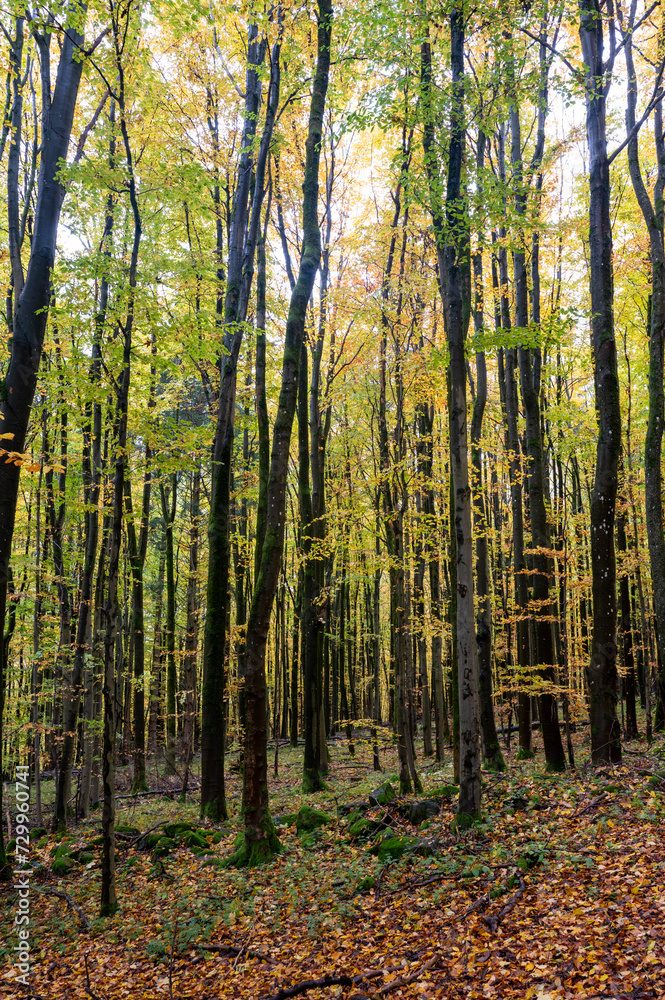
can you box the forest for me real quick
[1,0,665,997]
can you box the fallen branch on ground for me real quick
[374,862,390,901]
[34,888,90,931]
[262,975,354,999]
[115,785,200,801]
[572,793,607,818]
[483,874,526,933]
[84,954,103,1000]
[377,953,439,994]
[200,944,275,963]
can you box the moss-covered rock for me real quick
[182,831,209,851]
[163,822,197,839]
[428,785,458,800]
[299,830,324,850]
[369,835,435,863]
[78,852,95,864]
[202,856,225,868]
[151,836,176,859]
[295,805,332,834]
[52,855,75,875]
[356,875,377,893]
[53,842,75,859]
[116,823,141,836]
[273,813,298,828]
[348,817,381,841]
[30,826,48,840]
[369,782,396,807]
[401,799,441,825]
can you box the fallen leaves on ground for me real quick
[2,734,664,1000]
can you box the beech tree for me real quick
[0,3,86,878]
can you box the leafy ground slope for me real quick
[2,729,665,1000]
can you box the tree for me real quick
[235,0,333,866]
[579,0,622,763]
[0,3,86,879]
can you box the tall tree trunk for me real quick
[101,24,142,912]
[0,8,85,878]
[201,18,280,821]
[160,474,178,773]
[422,8,480,821]
[579,0,622,762]
[182,468,200,798]
[620,15,665,730]
[445,7,480,821]
[470,131,504,774]
[509,55,565,771]
[238,0,331,866]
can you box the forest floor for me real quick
[2,724,665,1000]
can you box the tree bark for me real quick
[0,5,86,879]
[238,0,332,865]
[579,0,622,762]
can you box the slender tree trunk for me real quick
[579,0,622,762]
[0,11,85,875]
[160,475,178,773]
[148,550,165,754]
[238,0,331,865]
[181,468,200,798]
[201,19,281,821]
[509,70,565,771]
[621,19,665,730]
[422,9,480,819]
[470,132,504,774]
[101,33,142,912]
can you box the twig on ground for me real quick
[168,917,179,1000]
[84,954,103,1000]
[376,953,439,994]
[262,974,354,999]
[232,915,257,969]
[127,821,167,849]
[261,967,397,1000]
[572,793,607,818]
[482,874,526,933]
[199,944,275,963]
[374,862,390,901]
[34,887,90,931]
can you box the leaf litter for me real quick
[2,732,665,1000]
